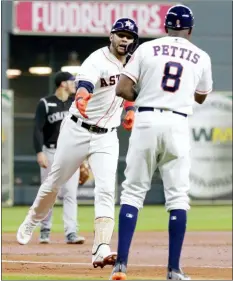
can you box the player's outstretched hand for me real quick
[75,91,92,118]
[122,110,135,131]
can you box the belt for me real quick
[45,143,57,149]
[71,115,116,134]
[138,107,187,118]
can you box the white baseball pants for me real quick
[121,109,191,211]
[28,114,119,224]
[40,146,80,236]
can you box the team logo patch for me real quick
[125,20,134,30]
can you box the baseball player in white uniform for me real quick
[17,18,139,269]
[33,71,86,244]
[110,5,213,280]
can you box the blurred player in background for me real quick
[110,5,213,280]
[33,71,88,244]
[17,18,139,268]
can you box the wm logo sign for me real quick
[192,128,232,143]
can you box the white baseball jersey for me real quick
[69,46,124,128]
[122,36,213,115]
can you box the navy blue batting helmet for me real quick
[111,18,138,39]
[164,5,194,30]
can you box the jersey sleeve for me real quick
[75,55,100,87]
[33,100,47,154]
[196,54,213,95]
[121,46,142,84]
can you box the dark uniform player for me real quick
[33,71,85,244]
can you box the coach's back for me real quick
[124,36,212,115]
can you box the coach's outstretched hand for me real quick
[75,91,91,118]
[122,110,135,131]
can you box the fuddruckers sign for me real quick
[12,1,173,37]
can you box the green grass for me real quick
[2,205,232,233]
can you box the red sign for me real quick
[13,1,173,37]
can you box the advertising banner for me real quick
[2,90,14,206]
[13,1,173,37]
[189,92,232,200]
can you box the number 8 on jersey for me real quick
[161,61,183,93]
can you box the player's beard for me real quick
[112,40,127,56]
[117,45,127,55]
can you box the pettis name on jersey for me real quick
[153,44,200,64]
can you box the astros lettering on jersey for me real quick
[69,47,124,128]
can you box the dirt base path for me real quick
[2,232,232,280]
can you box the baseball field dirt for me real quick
[2,231,232,280]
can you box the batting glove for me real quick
[75,91,91,118]
[122,110,135,131]
[122,101,135,131]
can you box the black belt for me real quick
[71,115,116,134]
[138,107,187,117]
[45,143,57,149]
